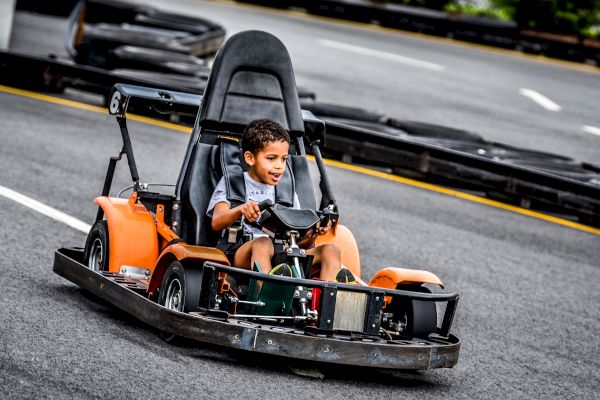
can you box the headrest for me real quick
[199,30,304,137]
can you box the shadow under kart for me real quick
[53,30,460,371]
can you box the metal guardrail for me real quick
[319,118,600,225]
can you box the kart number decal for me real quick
[109,91,122,115]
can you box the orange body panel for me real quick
[94,196,159,274]
[369,267,444,289]
[148,243,230,297]
[315,224,361,279]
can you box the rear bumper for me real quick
[53,247,460,370]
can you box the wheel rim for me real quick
[87,238,103,271]
[164,278,183,311]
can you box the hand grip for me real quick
[257,199,274,211]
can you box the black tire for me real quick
[387,120,485,143]
[392,285,438,339]
[83,220,109,272]
[157,261,203,342]
[158,261,204,313]
[299,100,386,124]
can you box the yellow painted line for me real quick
[0,84,192,133]
[212,0,600,75]
[1,83,599,236]
[0,84,106,113]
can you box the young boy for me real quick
[207,119,354,282]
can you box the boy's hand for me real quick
[240,201,261,222]
[316,225,332,236]
[310,220,332,237]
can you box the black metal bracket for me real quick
[116,116,140,189]
[311,143,337,210]
[199,265,220,310]
[94,115,141,221]
[364,291,385,335]
[318,286,337,330]
[439,297,459,338]
[95,151,124,221]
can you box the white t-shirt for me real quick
[206,172,300,238]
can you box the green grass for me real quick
[444,3,513,21]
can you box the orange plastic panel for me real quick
[165,243,230,264]
[315,224,361,279]
[369,267,444,289]
[147,243,230,296]
[94,196,159,274]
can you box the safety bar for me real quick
[203,261,458,302]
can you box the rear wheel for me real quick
[83,221,109,271]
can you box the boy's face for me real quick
[244,140,289,185]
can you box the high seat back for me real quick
[199,30,305,138]
[179,30,317,246]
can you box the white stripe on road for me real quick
[0,184,91,233]
[583,125,600,137]
[317,39,445,71]
[519,88,562,112]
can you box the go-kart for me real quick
[53,30,460,370]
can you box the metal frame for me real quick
[50,82,462,368]
[95,84,203,221]
[53,247,460,370]
[203,261,459,338]
[101,83,338,232]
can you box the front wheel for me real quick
[391,284,438,339]
[158,261,203,342]
[83,220,109,272]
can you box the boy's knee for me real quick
[252,236,274,253]
[321,243,341,258]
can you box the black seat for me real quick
[179,31,317,246]
[180,142,221,246]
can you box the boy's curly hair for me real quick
[242,119,290,154]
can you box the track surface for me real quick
[1,84,599,400]
[2,2,600,399]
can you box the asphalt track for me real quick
[1,83,599,399]
[1,1,600,399]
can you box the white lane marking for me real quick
[583,125,600,136]
[518,88,562,112]
[317,39,445,71]
[0,184,91,233]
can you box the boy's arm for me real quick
[298,235,317,247]
[211,201,262,231]
[298,225,332,247]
